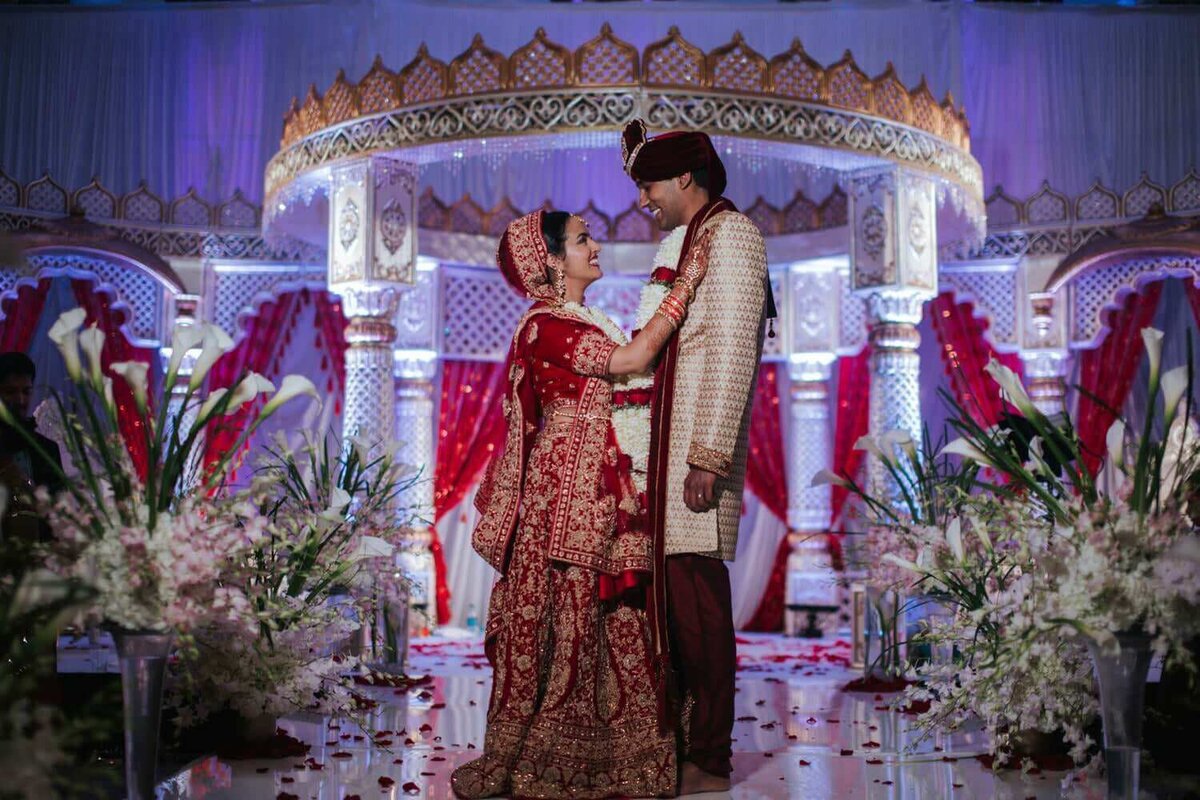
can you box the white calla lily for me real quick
[810,468,851,489]
[881,553,924,574]
[1105,419,1126,471]
[225,372,275,414]
[260,374,320,417]
[939,437,996,468]
[1161,365,1188,426]
[881,428,919,464]
[102,376,115,412]
[110,361,150,413]
[166,323,206,381]
[349,535,395,562]
[48,308,87,381]
[854,434,886,460]
[348,434,373,466]
[1142,327,1164,385]
[188,325,235,391]
[78,325,106,390]
[945,517,965,561]
[197,388,228,421]
[984,359,1037,418]
[320,486,353,522]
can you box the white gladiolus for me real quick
[881,553,924,574]
[110,361,150,413]
[810,468,851,489]
[1161,365,1188,426]
[984,359,1038,418]
[48,308,87,381]
[78,325,106,390]
[188,325,235,391]
[940,437,996,468]
[945,517,965,561]
[1142,327,1164,384]
[260,375,319,417]
[225,372,275,414]
[102,376,115,412]
[166,323,206,382]
[1105,419,1126,471]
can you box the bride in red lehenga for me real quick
[450,210,710,799]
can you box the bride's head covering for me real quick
[498,210,561,303]
[620,118,727,196]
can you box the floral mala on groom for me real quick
[622,119,771,792]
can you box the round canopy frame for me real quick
[263,27,985,250]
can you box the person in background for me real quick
[0,352,64,539]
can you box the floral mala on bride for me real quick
[452,210,703,799]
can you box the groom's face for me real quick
[637,176,687,231]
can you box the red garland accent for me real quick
[929,292,1024,428]
[1076,282,1164,477]
[650,267,678,284]
[743,364,789,632]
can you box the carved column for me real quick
[1019,290,1070,417]
[162,294,202,489]
[392,263,441,630]
[783,265,840,636]
[849,168,938,503]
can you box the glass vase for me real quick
[863,586,904,679]
[360,569,410,675]
[113,629,175,800]
[1087,631,1153,800]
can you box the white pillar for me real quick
[848,168,938,503]
[1019,291,1070,417]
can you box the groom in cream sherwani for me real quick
[621,119,770,795]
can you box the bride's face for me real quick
[555,215,603,288]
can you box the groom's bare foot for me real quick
[678,762,731,795]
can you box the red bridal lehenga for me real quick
[451,303,676,800]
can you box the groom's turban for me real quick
[621,119,727,197]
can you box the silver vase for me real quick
[1087,632,1153,800]
[113,629,175,800]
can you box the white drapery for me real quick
[2,2,1197,206]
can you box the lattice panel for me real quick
[401,49,447,105]
[910,87,941,136]
[358,60,400,114]
[709,38,767,93]
[1075,184,1119,221]
[818,190,848,227]
[0,173,18,207]
[322,74,360,125]
[448,199,485,235]
[450,38,504,97]
[826,60,870,110]
[73,184,117,219]
[218,194,258,228]
[644,29,704,88]
[576,26,638,85]
[1124,178,1167,217]
[419,191,448,230]
[1171,173,1200,212]
[985,191,1021,227]
[586,281,643,334]
[770,46,822,102]
[511,32,570,89]
[614,207,657,242]
[940,270,1018,345]
[485,199,521,237]
[211,267,325,335]
[441,270,531,359]
[1070,256,1200,345]
[1026,187,1069,225]
[0,268,18,297]
[840,276,867,350]
[784,194,819,232]
[25,252,165,343]
[744,199,780,236]
[122,187,165,223]
[25,177,68,213]
[576,204,612,242]
[172,193,212,227]
[872,72,910,123]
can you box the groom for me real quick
[621,120,769,794]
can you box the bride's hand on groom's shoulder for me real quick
[678,227,715,291]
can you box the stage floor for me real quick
[159,633,1105,799]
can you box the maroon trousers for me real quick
[665,554,736,778]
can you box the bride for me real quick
[451,210,711,799]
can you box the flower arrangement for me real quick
[0,309,319,634]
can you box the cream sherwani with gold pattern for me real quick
[664,210,768,559]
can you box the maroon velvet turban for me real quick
[621,119,727,197]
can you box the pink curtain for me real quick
[743,364,789,632]
[929,292,1023,428]
[0,279,51,352]
[429,360,509,625]
[71,279,157,480]
[1076,281,1164,477]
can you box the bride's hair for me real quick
[541,210,570,257]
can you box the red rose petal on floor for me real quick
[953,784,964,789]
[419,724,433,733]
[827,719,840,723]
[866,758,883,765]
[378,776,395,788]
[760,723,776,730]
[401,783,420,795]
[840,749,854,756]
[305,758,325,771]
[430,756,446,762]
[736,716,758,722]
[941,756,958,762]
[404,738,415,746]
[280,777,294,784]
[806,717,817,724]
[881,781,894,785]
[798,760,811,766]
[467,743,477,749]
[346,795,361,800]
[862,741,881,748]
[787,734,798,740]
[277,793,299,800]
[331,751,353,759]
[431,702,446,709]
[353,735,365,742]
[375,740,393,747]
[325,740,339,746]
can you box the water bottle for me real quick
[466,603,478,634]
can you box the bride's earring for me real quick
[548,262,567,304]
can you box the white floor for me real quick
[156,634,1105,799]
